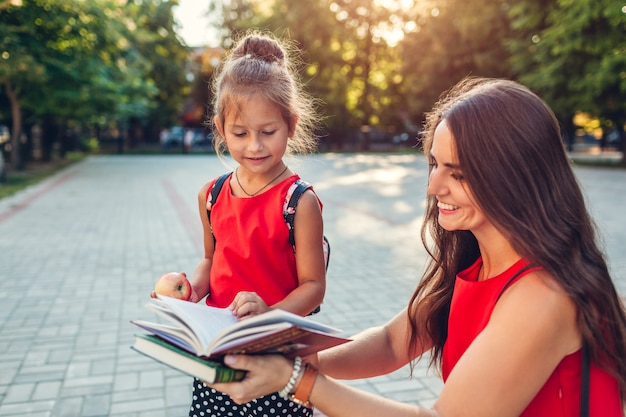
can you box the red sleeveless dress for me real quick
[442,258,623,416]
[206,174,303,308]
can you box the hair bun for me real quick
[234,35,285,64]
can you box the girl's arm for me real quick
[271,189,326,316]
[188,183,215,302]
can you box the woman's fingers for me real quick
[209,355,293,404]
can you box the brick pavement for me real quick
[0,153,624,416]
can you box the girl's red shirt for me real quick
[206,174,302,308]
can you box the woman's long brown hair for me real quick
[407,77,626,399]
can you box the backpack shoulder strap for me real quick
[283,179,312,247]
[206,172,231,223]
[283,179,330,272]
[494,263,538,303]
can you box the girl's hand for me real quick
[229,292,270,319]
[209,354,293,404]
[188,289,202,303]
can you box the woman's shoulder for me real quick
[516,269,569,297]
[494,269,580,352]
[501,269,575,312]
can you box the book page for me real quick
[144,296,346,356]
[207,322,294,353]
[211,308,344,341]
[147,296,237,350]
[131,319,199,353]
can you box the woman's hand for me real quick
[209,354,293,404]
[229,292,270,318]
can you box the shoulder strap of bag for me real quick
[284,179,311,247]
[206,172,231,236]
[283,179,330,271]
[580,342,590,417]
[283,179,328,316]
[494,263,538,303]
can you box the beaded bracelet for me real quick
[278,356,302,398]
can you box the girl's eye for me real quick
[233,132,246,138]
[451,172,465,181]
[262,130,277,136]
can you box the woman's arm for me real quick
[211,271,579,417]
[215,353,435,417]
[318,308,429,379]
[433,270,580,417]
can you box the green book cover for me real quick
[132,333,247,383]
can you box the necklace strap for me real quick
[235,166,288,197]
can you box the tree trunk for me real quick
[4,81,24,170]
[40,116,59,162]
[616,120,625,166]
[561,116,576,152]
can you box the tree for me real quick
[132,0,190,140]
[399,0,515,123]
[212,0,413,148]
[507,0,626,162]
[0,0,188,167]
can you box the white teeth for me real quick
[438,202,459,211]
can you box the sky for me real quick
[172,0,218,47]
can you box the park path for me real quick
[0,153,624,416]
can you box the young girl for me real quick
[208,78,626,416]
[181,33,325,417]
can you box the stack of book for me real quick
[130,295,350,383]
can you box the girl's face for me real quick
[215,94,295,175]
[427,120,490,234]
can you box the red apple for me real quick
[154,272,192,301]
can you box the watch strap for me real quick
[290,364,318,407]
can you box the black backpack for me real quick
[206,173,330,314]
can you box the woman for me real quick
[209,77,626,416]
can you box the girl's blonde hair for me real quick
[210,31,319,157]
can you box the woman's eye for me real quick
[451,172,465,181]
[233,132,246,137]
[262,130,277,136]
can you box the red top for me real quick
[205,174,306,308]
[443,258,623,416]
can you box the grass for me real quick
[0,152,87,200]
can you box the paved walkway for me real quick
[0,153,624,416]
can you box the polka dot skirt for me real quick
[189,378,313,417]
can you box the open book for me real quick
[131,295,350,381]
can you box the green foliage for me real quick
[132,0,190,128]
[399,0,515,121]
[0,0,622,161]
[0,0,189,167]
[214,0,411,137]
[507,0,626,131]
